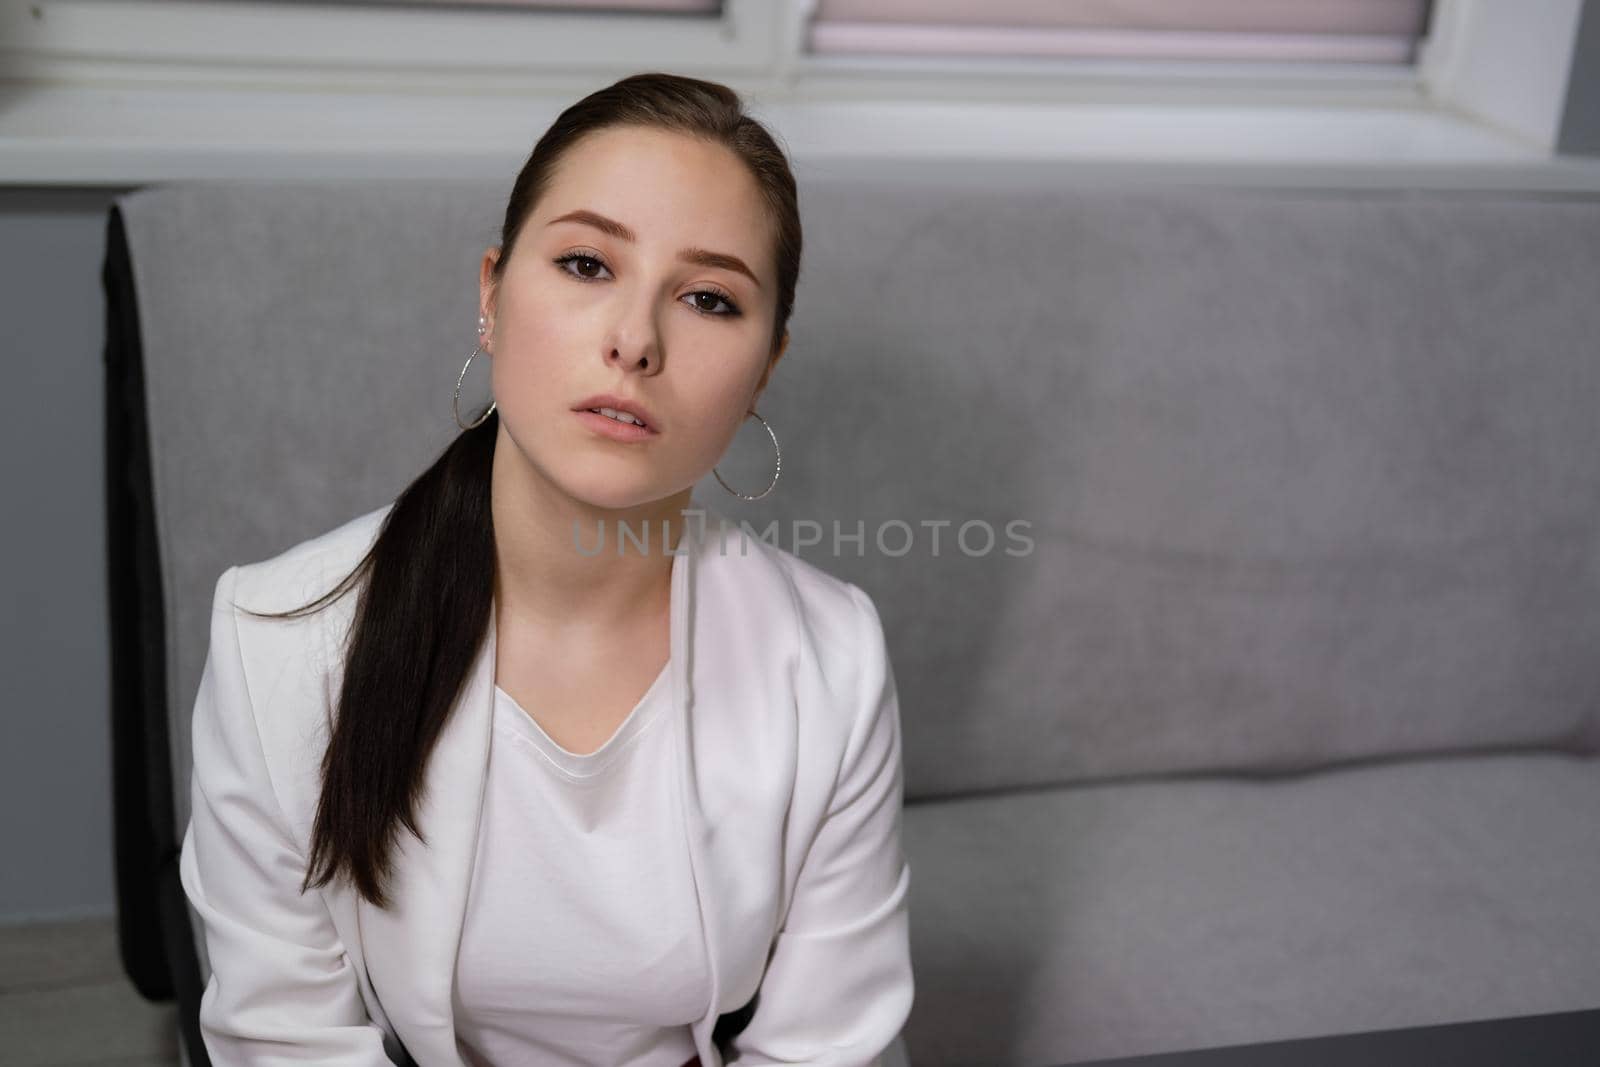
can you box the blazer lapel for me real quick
[356,587,498,1067]
[682,511,797,1062]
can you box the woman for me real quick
[178,71,914,1067]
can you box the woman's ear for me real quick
[478,246,502,339]
[753,330,789,407]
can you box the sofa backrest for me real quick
[115,170,1600,819]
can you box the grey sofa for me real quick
[104,167,1600,1067]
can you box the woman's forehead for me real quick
[544,129,766,226]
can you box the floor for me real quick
[1,916,181,1066]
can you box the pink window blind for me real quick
[809,0,1434,65]
[312,0,721,11]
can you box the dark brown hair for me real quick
[240,71,803,911]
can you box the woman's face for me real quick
[478,125,786,513]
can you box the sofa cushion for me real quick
[774,175,1600,800]
[901,750,1600,1065]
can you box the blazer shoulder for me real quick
[229,501,393,617]
[712,519,885,696]
[219,501,394,689]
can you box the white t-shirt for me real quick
[452,660,711,1067]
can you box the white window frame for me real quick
[0,0,1595,188]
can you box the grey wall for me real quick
[1,187,130,922]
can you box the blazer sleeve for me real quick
[177,564,398,1065]
[722,582,915,1067]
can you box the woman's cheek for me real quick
[694,391,759,465]
[492,326,567,409]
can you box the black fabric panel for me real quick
[159,854,210,1066]
[104,202,210,1066]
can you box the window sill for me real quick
[4,81,1599,191]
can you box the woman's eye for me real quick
[554,252,609,281]
[688,290,741,317]
[552,252,742,318]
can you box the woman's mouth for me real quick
[575,407,658,441]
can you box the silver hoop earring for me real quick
[454,328,495,431]
[713,411,781,501]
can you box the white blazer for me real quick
[178,498,914,1067]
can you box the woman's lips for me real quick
[575,408,658,442]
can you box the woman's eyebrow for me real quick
[546,208,762,291]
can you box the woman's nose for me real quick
[607,342,656,374]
